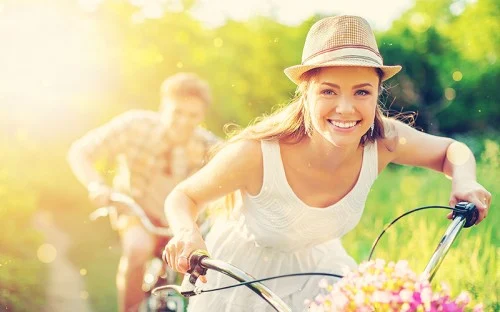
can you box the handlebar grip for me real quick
[187,250,210,284]
[452,202,478,228]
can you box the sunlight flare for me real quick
[37,244,57,264]
[446,141,472,166]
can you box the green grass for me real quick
[52,195,121,312]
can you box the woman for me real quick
[163,15,491,311]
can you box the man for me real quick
[67,72,220,312]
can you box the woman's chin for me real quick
[325,136,362,148]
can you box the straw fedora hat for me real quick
[284,15,402,84]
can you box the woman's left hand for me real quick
[448,180,491,225]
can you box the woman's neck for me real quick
[299,135,362,171]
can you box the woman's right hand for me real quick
[163,228,208,277]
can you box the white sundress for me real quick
[187,140,379,311]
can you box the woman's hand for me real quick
[448,179,491,225]
[162,228,208,282]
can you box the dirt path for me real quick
[34,210,94,312]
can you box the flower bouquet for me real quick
[307,259,483,312]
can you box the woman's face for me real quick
[306,66,379,147]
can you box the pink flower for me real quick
[307,259,484,312]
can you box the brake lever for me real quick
[155,249,210,297]
[151,278,200,298]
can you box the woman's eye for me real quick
[321,89,336,96]
[355,90,370,96]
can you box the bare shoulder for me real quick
[180,139,263,200]
[218,139,263,195]
[218,139,263,171]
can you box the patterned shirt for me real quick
[71,109,220,222]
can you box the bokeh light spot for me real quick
[452,71,463,82]
[213,37,223,48]
[176,62,183,68]
[37,244,57,264]
[409,12,430,33]
[399,137,407,145]
[446,141,471,166]
[80,291,89,300]
[80,268,88,276]
[445,88,456,101]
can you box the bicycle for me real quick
[153,201,479,312]
[89,192,210,312]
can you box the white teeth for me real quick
[330,120,358,128]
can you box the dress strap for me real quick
[364,140,379,182]
[258,140,282,191]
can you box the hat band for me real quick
[302,47,383,66]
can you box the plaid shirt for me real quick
[72,110,220,221]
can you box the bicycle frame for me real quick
[155,202,479,312]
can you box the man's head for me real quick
[159,72,212,144]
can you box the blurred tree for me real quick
[379,26,453,134]
[377,0,499,135]
[54,0,499,137]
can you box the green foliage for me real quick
[378,0,500,135]
[0,145,46,311]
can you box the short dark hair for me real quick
[160,72,212,107]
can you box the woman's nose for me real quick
[335,97,355,114]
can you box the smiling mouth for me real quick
[327,119,361,129]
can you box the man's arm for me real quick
[67,111,139,195]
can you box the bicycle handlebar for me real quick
[89,192,173,237]
[156,250,291,312]
[423,202,478,281]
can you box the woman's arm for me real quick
[163,139,263,273]
[384,118,491,223]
